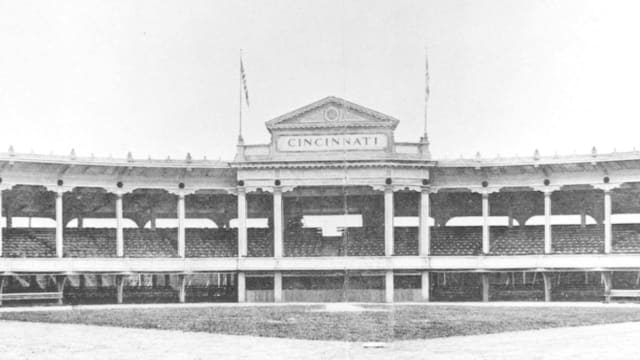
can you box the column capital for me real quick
[532,185,561,195]
[167,189,195,197]
[243,185,293,193]
[593,183,619,193]
[45,185,72,194]
[469,186,501,195]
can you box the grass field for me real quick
[1,304,640,342]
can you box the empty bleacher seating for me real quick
[613,224,640,253]
[185,229,237,257]
[64,228,117,257]
[431,227,482,255]
[490,226,544,255]
[3,228,56,257]
[247,228,273,257]
[284,227,384,256]
[124,229,178,257]
[394,227,418,255]
[344,228,384,256]
[552,225,603,254]
[284,228,324,256]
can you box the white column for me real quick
[116,275,124,304]
[603,271,612,303]
[115,193,124,257]
[384,186,394,256]
[178,274,187,303]
[544,191,552,254]
[481,273,489,302]
[419,188,430,256]
[420,271,430,302]
[273,188,283,258]
[385,270,394,303]
[55,191,63,258]
[604,189,612,254]
[177,193,186,258]
[482,192,490,254]
[274,271,282,302]
[237,272,246,303]
[237,188,247,257]
[542,272,552,302]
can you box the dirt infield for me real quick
[1,319,640,359]
[3,302,640,341]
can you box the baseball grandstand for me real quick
[2,95,640,306]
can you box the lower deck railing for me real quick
[3,254,640,274]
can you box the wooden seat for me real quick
[0,291,63,304]
[606,289,640,303]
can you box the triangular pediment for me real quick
[265,96,399,132]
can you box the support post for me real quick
[604,190,612,254]
[55,191,63,257]
[178,274,187,303]
[542,273,552,302]
[116,193,124,257]
[0,276,5,306]
[544,191,552,254]
[177,193,186,258]
[116,275,124,304]
[384,186,394,256]
[274,271,282,303]
[603,271,613,303]
[237,188,247,257]
[56,275,65,305]
[237,272,246,303]
[419,187,430,256]
[273,188,283,258]
[482,192,490,254]
[385,270,394,303]
[420,271,430,302]
[481,273,489,302]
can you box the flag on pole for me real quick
[425,48,430,102]
[240,56,250,107]
[423,47,430,141]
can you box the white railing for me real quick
[2,254,640,273]
[394,142,422,155]
[243,144,270,157]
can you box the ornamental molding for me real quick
[265,96,400,131]
[592,183,621,192]
[231,160,434,170]
[530,185,562,194]
[468,187,503,195]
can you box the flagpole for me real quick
[423,46,429,142]
[238,49,244,144]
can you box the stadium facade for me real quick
[1,96,639,305]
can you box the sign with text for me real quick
[277,134,388,152]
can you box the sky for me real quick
[1,0,640,161]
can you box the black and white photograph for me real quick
[1,0,640,359]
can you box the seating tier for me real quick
[431,227,482,255]
[64,228,116,257]
[613,224,640,253]
[552,225,603,254]
[3,228,56,257]
[490,226,544,255]
[124,229,178,257]
[185,229,237,257]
